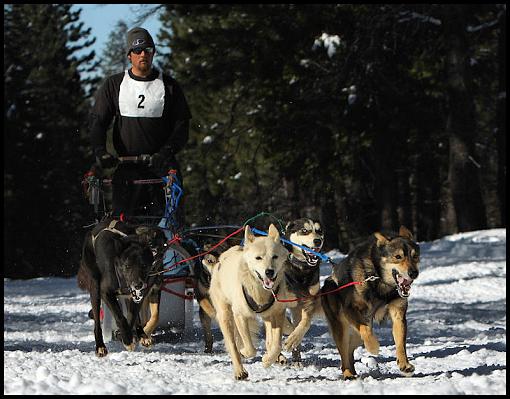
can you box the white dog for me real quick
[209,224,290,380]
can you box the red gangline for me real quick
[272,281,363,303]
[162,226,245,273]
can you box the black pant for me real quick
[111,163,184,228]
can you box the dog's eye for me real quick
[272,255,278,260]
[301,229,308,234]
[256,256,263,260]
[395,254,402,260]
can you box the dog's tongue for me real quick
[397,275,413,297]
[397,275,412,287]
[263,278,275,290]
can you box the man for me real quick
[89,27,191,226]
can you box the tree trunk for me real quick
[443,5,487,232]
[396,165,413,235]
[374,128,398,232]
[316,127,340,250]
[282,175,301,220]
[319,184,340,251]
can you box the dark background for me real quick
[4,4,506,278]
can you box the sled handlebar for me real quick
[101,178,165,186]
[117,154,152,164]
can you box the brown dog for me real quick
[321,226,420,379]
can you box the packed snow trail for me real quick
[4,229,506,394]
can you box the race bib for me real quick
[118,70,165,117]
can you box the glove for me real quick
[95,149,118,169]
[150,148,173,175]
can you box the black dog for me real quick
[282,218,324,365]
[77,219,166,356]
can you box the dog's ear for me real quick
[374,232,389,247]
[285,221,294,234]
[399,225,414,240]
[244,225,255,243]
[135,226,150,236]
[268,224,280,243]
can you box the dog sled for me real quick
[83,156,197,341]
[82,157,334,347]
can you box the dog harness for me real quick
[242,284,281,313]
[285,257,321,297]
[91,219,128,249]
[287,254,313,269]
[198,267,212,289]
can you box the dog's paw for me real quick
[283,332,302,352]
[95,346,108,357]
[123,342,136,351]
[262,353,278,368]
[276,353,287,365]
[292,360,304,368]
[123,337,137,352]
[399,362,415,376]
[342,370,358,380]
[234,368,249,380]
[140,336,154,347]
[240,346,257,359]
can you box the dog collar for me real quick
[288,253,321,269]
[92,219,128,249]
[242,284,280,313]
[365,274,403,302]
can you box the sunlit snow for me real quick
[3,229,506,394]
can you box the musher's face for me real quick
[128,47,155,77]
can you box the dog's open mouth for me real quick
[302,245,322,266]
[392,269,413,298]
[255,271,277,291]
[130,284,147,303]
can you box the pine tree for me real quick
[157,4,501,248]
[4,4,98,278]
[99,20,130,78]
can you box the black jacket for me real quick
[89,68,191,157]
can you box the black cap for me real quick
[126,27,155,55]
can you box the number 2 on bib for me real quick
[138,94,145,108]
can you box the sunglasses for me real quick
[131,47,154,55]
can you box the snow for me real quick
[313,33,341,58]
[4,229,506,395]
[202,135,214,144]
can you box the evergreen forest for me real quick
[4,4,506,278]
